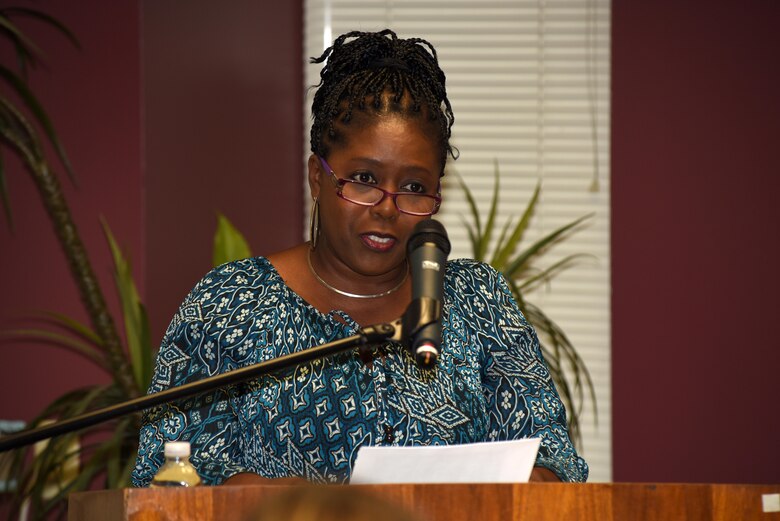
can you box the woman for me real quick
[132,29,588,486]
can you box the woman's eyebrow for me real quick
[346,157,434,175]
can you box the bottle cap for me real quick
[164,441,191,458]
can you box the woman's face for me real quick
[309,114,441,282]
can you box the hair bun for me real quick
[367,57,409,72]
[309,29,457,166]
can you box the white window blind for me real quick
[303,0,611,482]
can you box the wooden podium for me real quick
[68,483,780,521]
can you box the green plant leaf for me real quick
[517,253,597,293]
[478,160,501,261]
[11,32,34,79]
[458,214,479,259]
[36,435,120,516]
[101,220,153,392]
[213,212,252,267]
[41,384,108,420]
[0,64,75,183]
[0,328,109,370]
[0,15,45,65]
[454,171,483,258]
[492,182,541,269]
[0,309,106,360]
[10,389,110,516]
[10,388,126,518]
[504,213,592,279]
[0,7,81,50]
[0,94,44,160]
[32,387,96,418]
[490,216,514,270]
[35,310,104,348]
[103,417,133,488]
[0,11,34,79]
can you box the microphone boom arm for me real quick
[0,322,399,453]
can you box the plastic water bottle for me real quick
[150,441,202,487]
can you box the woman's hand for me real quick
[222,472,308,486]
[529,467,561,482]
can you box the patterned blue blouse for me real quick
[132,257,588,486]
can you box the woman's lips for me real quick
[360,233,397,252]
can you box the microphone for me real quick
[402,219,451,368]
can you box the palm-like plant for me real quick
[2,212,250,520]
[0,9,147,519]
[454,162,596,446]
[0,7,243,519]
[0,8,137,398]
[2,223,152,520]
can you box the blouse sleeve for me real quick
[131,266,252,486]
[476,264,589,482]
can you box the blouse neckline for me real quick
[252,256,361,334]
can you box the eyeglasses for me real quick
[318,156,441,216]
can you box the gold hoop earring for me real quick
[309,197,320,250]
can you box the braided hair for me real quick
[309,29,456,171]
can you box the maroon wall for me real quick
[142,0,304,341]
[0,0,143,422]
[612,1,780,483]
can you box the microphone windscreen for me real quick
[407,219,451,255]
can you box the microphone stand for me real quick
[0,322,401,453]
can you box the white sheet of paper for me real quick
[350,439,541,484]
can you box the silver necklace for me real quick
[307,249,408,299]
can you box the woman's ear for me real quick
[307,154,322,199]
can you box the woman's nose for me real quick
[369,192,400,220]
